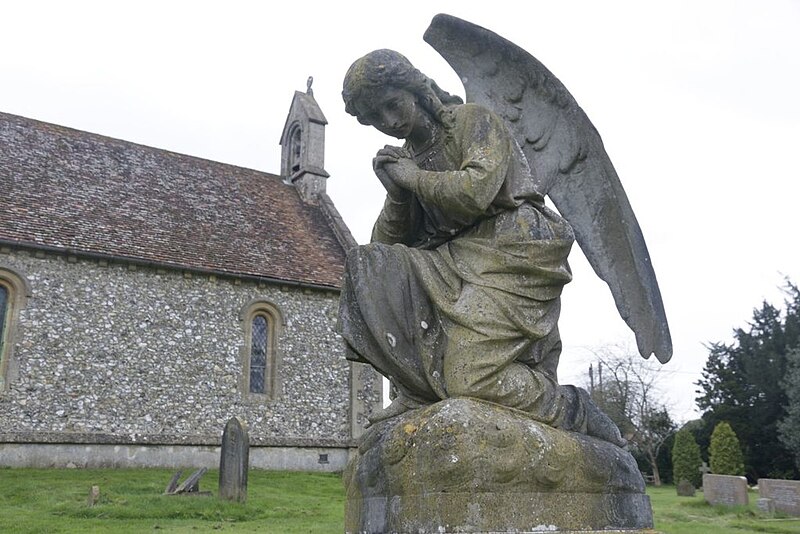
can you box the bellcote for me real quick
[280,77,329,204]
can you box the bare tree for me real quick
[586,344,676,486]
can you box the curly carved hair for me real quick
[342,49,462,129]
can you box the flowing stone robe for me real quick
[339,103,583,428]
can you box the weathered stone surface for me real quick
[703,474,749,507]
[757,497,776,514]
[758,478,800,516]
[339,15,672,533]
[345,398,652,533]
[676,479,696,497]
[219,417,249,502]
[0,249,381,448]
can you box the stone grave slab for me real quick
[758,478,800,516]
[757,498,775,514]
[703,474,748,507]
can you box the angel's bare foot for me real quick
[581,391,627,448]
[367,394,425,426]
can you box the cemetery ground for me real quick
[2,469,800,533]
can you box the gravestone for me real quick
[757,498,775,514]
[219,416,249,502]
[758,478,800,516]
[676,479,696,497]
[87,485,100,506]
[703,474,748,507]
[699,461,711,477]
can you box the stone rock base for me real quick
[344,398,653,533]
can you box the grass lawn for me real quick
[2,468,800,533]
[0,467,344,533]
[649,484,800,534]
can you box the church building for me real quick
[0,84,381,470]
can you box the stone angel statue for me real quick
[338,15,671,448]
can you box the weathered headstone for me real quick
[164,470,183,494]
[757,498,775,514]
[676,479,696,497]
[219,416,249,502]
[703,474,749,507]
[758,478,800,516]
[163,467,208,495]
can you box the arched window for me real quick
[290,127,302,174]
[240,299,282,398]
[0,265,30,389]
[249,313,270,393]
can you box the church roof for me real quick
[0,112,348,289]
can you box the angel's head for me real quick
[342,49,462,138]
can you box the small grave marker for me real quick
[87,485,100,506]
[676,479,695,497]
[757,498,775,514]
[164,468,210,496]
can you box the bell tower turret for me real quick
[279,77,329,204]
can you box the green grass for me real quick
[0,468,344,533]
[2,469,800,533]
[649,484,800,533]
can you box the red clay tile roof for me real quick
[0,112,347,288]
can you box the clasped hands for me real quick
[373,146,419,200]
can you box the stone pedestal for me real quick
[344,398,652,533]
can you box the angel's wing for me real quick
[424,14,672,363]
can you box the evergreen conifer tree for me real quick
[672,427,702,487]
[709,421,745,476]
[779,348,800,471]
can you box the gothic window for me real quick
[241,299,281,398]
[0,284,8,359]
[0,266,30,389]
[249,314,270,393]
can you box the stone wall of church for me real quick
[0,247,379,450]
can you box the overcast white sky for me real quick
[2,0,799,422]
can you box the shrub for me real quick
[672,427,702,487]
[709,421,745,476]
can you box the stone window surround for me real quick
[239,298,283,402]
[289,124,302,174]
[0,264,31,390]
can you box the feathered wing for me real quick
[424,14,672,363]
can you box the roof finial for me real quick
[306,76,314,96]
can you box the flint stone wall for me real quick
[0,247,380,451]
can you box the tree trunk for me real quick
[648,451,662,486]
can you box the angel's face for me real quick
[353,87,423,140]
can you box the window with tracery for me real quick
[241,300,281,398]
[249,314,270,393]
